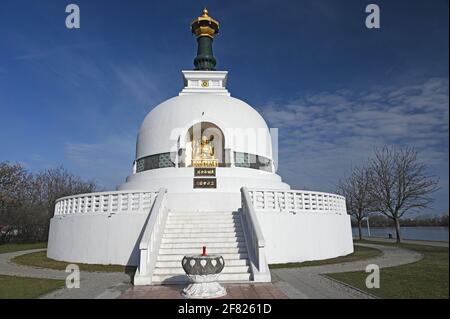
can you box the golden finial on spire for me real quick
[191,8,220,39]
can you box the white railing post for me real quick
[107,194,113,215]
[99,195,104,214]
[77,197,81,214]
[263,191,267,210]
[274,191,279,211]
[118,193,123,212]
[127,193,132,212]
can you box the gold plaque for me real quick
[201,80,209,88]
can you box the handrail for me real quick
[242,188,266,248]
[247,187,346,200]
[240,187,270,282]
[134,188,168,285]
[247,188,347,215]
[55,189,154,202]
[53,190,158,216]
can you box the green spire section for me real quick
[191,9,220,71]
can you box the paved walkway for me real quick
[119,283,288,299]
[0,249,131,299]
[271,243,423,299]
[0,243,424,299]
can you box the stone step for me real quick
[169,212,238,216]
[157,253,249,261]
[161,236,245,243]
[163,231,244,238]
[160,241,247,249]
[159,247,247,255]
[168,214,240,218]
[153,265,251,275]
[152,272,251,284]
[166,219,241,225]
[155,259,249,268]
[165,223,242,229]
[168,216,239,220]
[167,213,241,218]
[164,227,240,234]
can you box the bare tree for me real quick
[33,167,97,219]
[31,167,98,239]
[0,163,98,243]
[337,165,374,240]
[0,162,38,243]
[0,163,29,240]
[0,162,32,209]
[368,146,439,243]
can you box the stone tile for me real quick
[118,283,288,299]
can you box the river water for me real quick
[352,226,449,242]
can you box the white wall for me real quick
[47,213,149,266]
[256,211,354,264]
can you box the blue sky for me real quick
[0,0,448,216]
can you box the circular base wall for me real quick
[47,192,354,267]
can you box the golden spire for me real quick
[191,7,220,39]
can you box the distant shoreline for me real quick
[352,226,449,242]
[354,225,449,228]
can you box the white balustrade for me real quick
[240,187,271,282]
[247,189,347,215]
[53,190,159,216]
[134,188,168,285]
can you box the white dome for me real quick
[136,94,273,160]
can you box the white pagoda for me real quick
[48,9,353,285]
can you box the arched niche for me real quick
[184,122,226,167]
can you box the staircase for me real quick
[151,211,252,284]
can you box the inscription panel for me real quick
[194,168,216,177]
[193,178,217,189]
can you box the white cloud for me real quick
[65,134,136,189]
[261,78,449,214]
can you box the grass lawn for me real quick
[13,251,131,273]
[0,243,47,254]
[0,275,65,299]
[327,240,449,299]
[269,245,382,269]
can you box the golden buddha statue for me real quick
[200,136,214,158]
[192,135,218,167]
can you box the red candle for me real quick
[202,246,206,256]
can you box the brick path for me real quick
[119,283,288,299]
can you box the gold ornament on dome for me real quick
[191,8,220,39]
[192,135,218,168]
